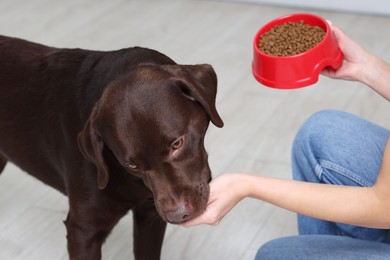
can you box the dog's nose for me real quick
[164,202,194,224]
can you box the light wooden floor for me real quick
[1,0,390,259]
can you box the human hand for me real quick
[182,174,249,227]
[321,25,372,82]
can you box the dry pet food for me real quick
[258,20,326,56]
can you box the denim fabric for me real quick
[256,235,390,260]
[256,110,390,259]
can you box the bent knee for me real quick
[292,109,358,156]
[295,110,345,142]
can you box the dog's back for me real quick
[0,36,89,191]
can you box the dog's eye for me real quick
[126,163,138,170]
[172,137,184,149]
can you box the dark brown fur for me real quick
[0,35,223,260]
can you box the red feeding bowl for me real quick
[252,13,343,89]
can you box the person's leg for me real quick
[291,109,390,241]
[255,235,390,260]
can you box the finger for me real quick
[330,25,344,42]
[321,66,337,78]
[181,199,221,227]
[181,216,204,227]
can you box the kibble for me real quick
[258,20,326,56]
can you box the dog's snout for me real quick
[164,200,195,224]
[156,182,210,224]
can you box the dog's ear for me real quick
[165,64,224,128]
[77,105,109,190]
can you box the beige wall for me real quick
[220,0,390,16]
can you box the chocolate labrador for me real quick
[0,35,223,260]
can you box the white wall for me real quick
[223,0,390,16]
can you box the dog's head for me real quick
[78,63,223,224]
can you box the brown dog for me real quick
[0,35,223,260]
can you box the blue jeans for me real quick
[256,110,390,259]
